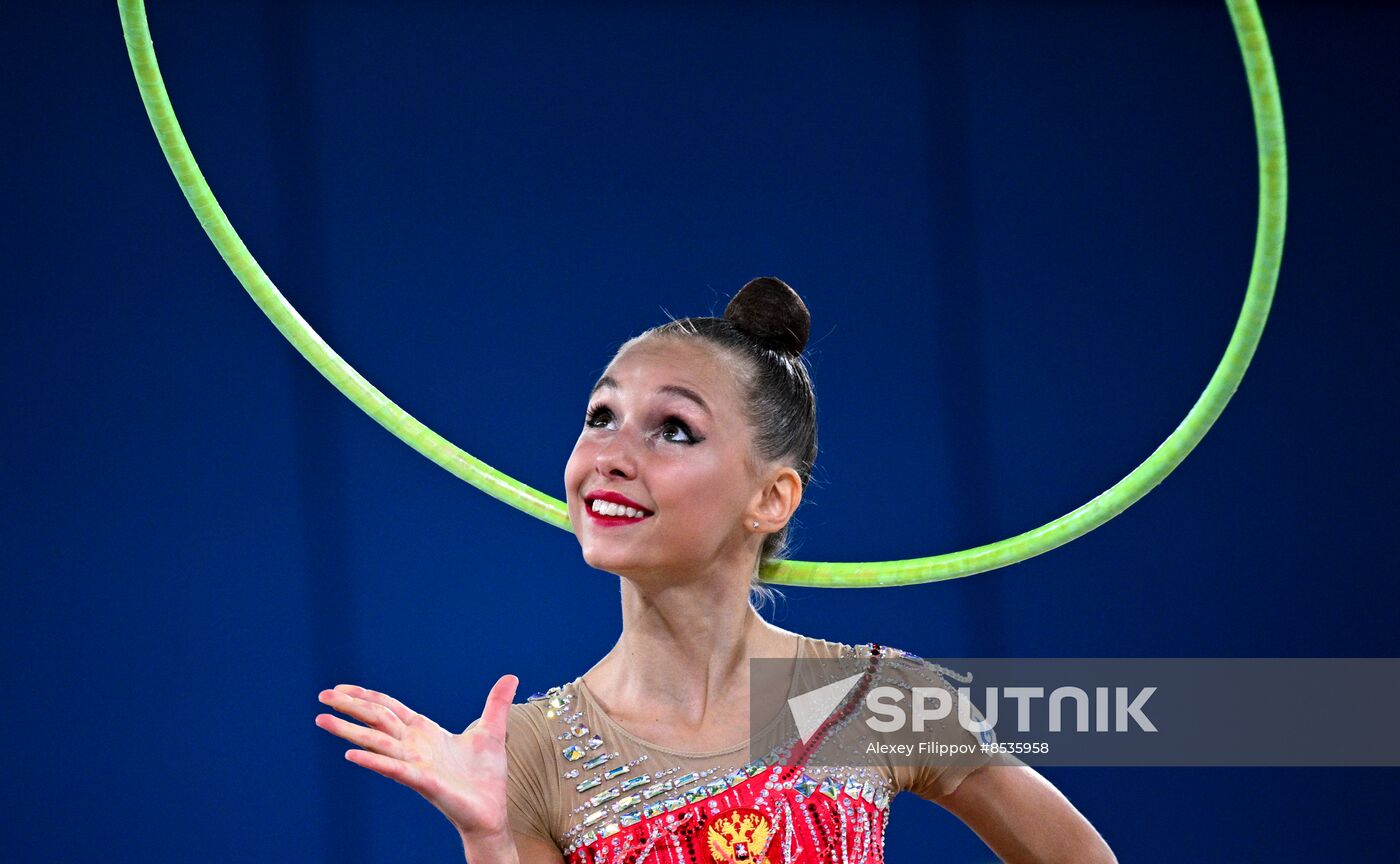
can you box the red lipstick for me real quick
[584,489,654,525]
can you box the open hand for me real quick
[315,674,519,841]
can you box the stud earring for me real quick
[752,521,759,528]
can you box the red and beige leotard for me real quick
[500,635,993,864]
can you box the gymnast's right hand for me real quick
[316,674,520,843]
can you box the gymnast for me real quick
[116,0,1284,857]
[314,278,1118,863]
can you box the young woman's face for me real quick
[564,337,764,579]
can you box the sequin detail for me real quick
[534,641,935,863]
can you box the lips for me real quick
[583,489,654,524]
[584,490,654,515]
[585,508,648,526]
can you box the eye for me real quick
[659,416,701,445]
[584,404,613,429]
[584,404,703,446]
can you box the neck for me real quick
[583,570,799,729]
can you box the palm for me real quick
[316,674,519,839]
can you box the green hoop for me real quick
[118,0,1285,588]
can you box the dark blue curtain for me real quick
[4,1,1397,860]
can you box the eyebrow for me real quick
[591,375,712,416]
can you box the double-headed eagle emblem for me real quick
[706,807,774,863]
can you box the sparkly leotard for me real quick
[501,635,993,863]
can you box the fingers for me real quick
[342,747,436,796]
[319,688,408,738]
[315,712,411,761]
[333,684,420,727]
[476,674,519,741]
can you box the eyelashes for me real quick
[584,404,611,428]
[584,404,704,445]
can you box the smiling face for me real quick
[564,336,766,580]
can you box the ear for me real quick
[747,465,803,534]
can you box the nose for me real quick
[594,423,640,480]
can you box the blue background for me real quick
[4,1,1398,860]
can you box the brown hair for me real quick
[622,277,818,610]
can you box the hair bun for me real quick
[723,277,811,357]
